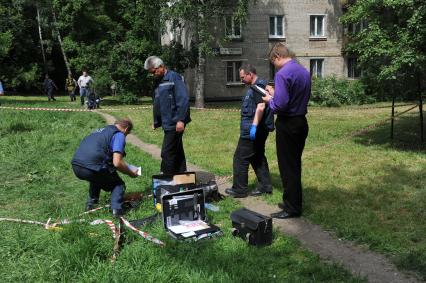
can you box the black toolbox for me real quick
[230,208,273,246]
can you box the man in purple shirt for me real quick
[263,43,311,219]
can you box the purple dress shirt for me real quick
[269,59,311,116]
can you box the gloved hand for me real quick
[249,124,257,141]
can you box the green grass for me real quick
[103,101,426,279]
[0,106,361,282]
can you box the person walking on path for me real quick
[71,118,139,217]
[77,69,94,106]
[65,74,77,101]
[262,43,311,219]
[144,56,191,175]
[225,64,274,198]
[43,74,58,101]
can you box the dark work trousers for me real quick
[275,115,308,215]
[161,130,187,175]
[232,130,272,194]
[72,164,125,210]
[47,89,56,101]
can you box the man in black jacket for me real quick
[144,56,191,175]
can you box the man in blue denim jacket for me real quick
[144,56,191,174]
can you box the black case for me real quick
[230,208,273,246]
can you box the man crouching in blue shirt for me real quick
[144,56,191,175]
[71,119,139,217]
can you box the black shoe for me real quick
[225,188,248,198]
[112,209,124,218]
[250,189,272,197]
[85,204,95,211]
[271,210,300,219]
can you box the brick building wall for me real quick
[165,0,349,100]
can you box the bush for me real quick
[310,76,375,106]
[119,91,139,104]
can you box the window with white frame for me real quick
[226,61,243,83]
[225,16,242,39]
[269,16,285,38]
[310,59,324,78]
[310,15,326,37]
[347,57,361,78]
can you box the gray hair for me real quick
[144,56,164,70]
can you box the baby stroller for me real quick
[87,91,101,110]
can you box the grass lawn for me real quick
[0,105,361,282]
[102,99,426,279]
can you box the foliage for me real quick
[310,76,375,106]
[341,0,426,99]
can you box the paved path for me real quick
[98,111,422,283]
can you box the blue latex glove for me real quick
[249,124,257,141]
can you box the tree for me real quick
[341,0,426,99]
[161,0,250,108]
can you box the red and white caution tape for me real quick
[90,219,118,239]
[120,217,165,247]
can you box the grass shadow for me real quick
[352,116,426,152]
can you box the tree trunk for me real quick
[36,4,47,72]
[194,11,205,108]
[52,10,71,77]
[194,48,205,108]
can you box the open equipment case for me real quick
[152,172,222,241]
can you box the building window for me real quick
[310,15,326,38]
[348,57,361,78]
[226,61,243,83]
[225,16,242,39]
[269,16,285,38]
[310,59,324,78]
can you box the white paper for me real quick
[127,164,142,176]
[252,85,268,96]
[168,220,210,234]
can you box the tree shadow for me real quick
[352,116,426,153]
[301,162,426,279]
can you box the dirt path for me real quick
[98,111,422,283]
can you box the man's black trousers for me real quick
[232,131,272,194]
[161,130,187,175]
[275,115,308,215]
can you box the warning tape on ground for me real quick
[120,217,165,247]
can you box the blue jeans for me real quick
[72,165,125,210]
[80,87,90,105]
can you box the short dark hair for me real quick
[115,118,133,132]
[239,64,256,75]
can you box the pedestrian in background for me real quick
[43,74,58,101]
[65,74,77,101]
[77,68,94,106]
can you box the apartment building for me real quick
[163,0,358,100]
